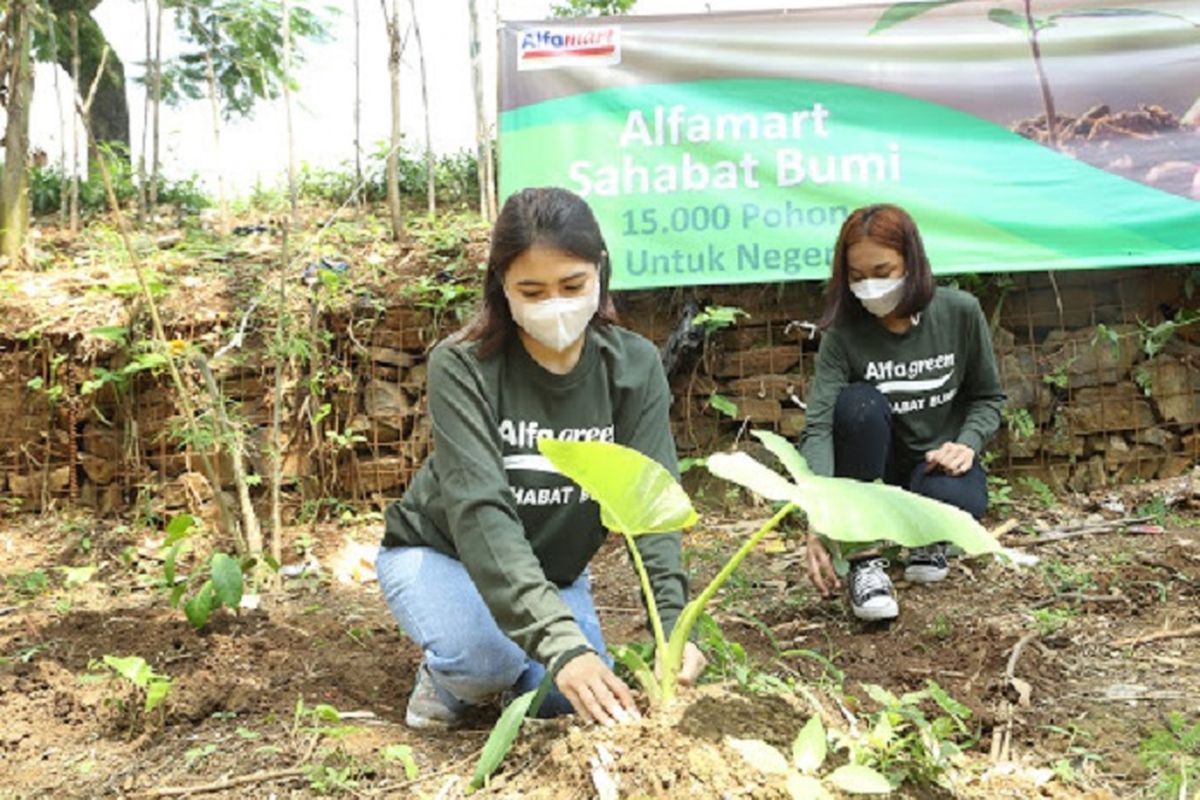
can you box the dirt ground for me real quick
[1,478,1198,799]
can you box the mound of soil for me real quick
[479,687,812,799]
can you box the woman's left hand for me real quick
[656,641,708,687]
[925,442,975,476]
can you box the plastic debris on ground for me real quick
[331,539,379,585]
[302,257,350,287]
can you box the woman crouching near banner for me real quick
[798,204,1005,621]
[376,187,705,729]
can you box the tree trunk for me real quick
[384,0,403,240]
[408,0,435,216]
[137,0,151,227]
[70,12,81,234]
[195,355,262,560]
[353,0,363,204]
[484,126,497,220]
[197,11,229,236]
[270,228,288,583]
[468,0,493,221]
[283,0,297,225]
[149,0,163,210]
[1,0,33,266]
[47,9,69,227]
[272,0,296,578]
[49,2,130,175]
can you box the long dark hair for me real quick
[819,204,935,329]
[464,187,618,358]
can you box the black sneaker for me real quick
[904,544,949,584]
[848,558,899,621]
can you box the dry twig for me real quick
[1025,516,1152,546]
[140,767,307,797]
[1111,624,1200,649]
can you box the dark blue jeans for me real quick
[833,383,988,520]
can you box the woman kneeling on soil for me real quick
[800,204,1005,621]
[377,187,705,730]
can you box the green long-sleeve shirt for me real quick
[801,287,1005,477]
[382,325,687,674]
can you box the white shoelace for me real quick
[853,559,891,596]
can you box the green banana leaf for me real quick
[707,437,998,555]
[537,438,698,535]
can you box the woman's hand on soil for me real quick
[555,651,641,726]
[677,642,707,686]
[925,442,975,476]
[654,641,708,687]
[805,534,841,597]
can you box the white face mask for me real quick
[850,277,905,318]
[507,281,600,352]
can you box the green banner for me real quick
[499,2,1200,289]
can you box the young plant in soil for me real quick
[97,655,172,719]
[469,433,998,791]
[538,435,790,707]
[160,514,246,630]
[542,430,999,703]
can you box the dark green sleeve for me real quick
[954,299,1006,454]
[613,341,688,640]
[426,345,592,674]
[800,330,851,477]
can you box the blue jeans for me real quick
[375,546,610,718]
[833,382,988,519]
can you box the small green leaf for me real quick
[310,704,341,722]
[610,644,661,705]
[709,393,739,419]
[926,680,972,720]
[165,514,196,545]
[988,8,1040,32]
[381,744,419,780]
[184,581,215,629]
[868,713,896,750]
[169,581,188,609]
[869,0,965,34]
[235,727,260,740]
[864,683,901,708]
[537,439,698,536]
[184,743,217,768]
[163,541,184,589]
[469,688,539,790]
[786,773,833,800]
[59,565,96,588]
[103,655,152,688]
[827,764,893,794]
[210,553,244,609]
[145,678,171,713]
[88,326,129,345]
[725,737,791,775]
[792,715,827,774]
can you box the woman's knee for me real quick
[426,635,527,703]
[834,383,890,430]
[908,464,988,519]
[375,546,526,702]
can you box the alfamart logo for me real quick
[517,27,621,71]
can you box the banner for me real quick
[498,1,1200,289]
